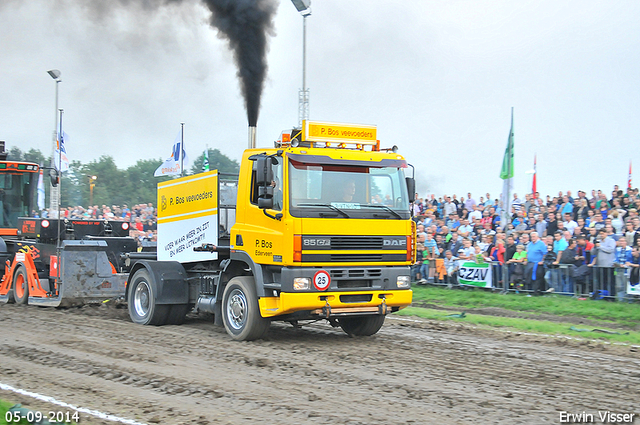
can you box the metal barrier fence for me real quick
[413,259,640,301]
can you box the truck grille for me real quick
[302,253,406,262]
[330,237,383,250]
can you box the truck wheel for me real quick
[13,266,29,305]
[127,269,168,325]
[339,315,386,336]
[165,304,190,325]
[222,276,270,341]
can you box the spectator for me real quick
[447,232,463,256]
[563,213,578,235]
[421,233,440,282]
[443,196,456,217]
[468,205,482,222]
[457,238,475,267]
[614,237,633,267]
[627,247,640,293]
[443,250,458,285]
[512,193,523,212]
[412,233,425,283]
[558,238,578,294]
[546,213,558,236]
[464,193,476,212]
[552,231,568,261]
[457,219,473,239]
[624,221,640,247]
[592,228,616,298]
[525,232,548,295]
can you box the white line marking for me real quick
[0,382,148,425]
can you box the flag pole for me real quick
[500,107,514,229]
[56,109,64,287]
[505,108,511,227]
[532,153,537,198]
[180,122,185,177]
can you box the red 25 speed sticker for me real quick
[313,270,331,291]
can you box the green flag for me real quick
[202,148,210,172]
[500,109,514,180]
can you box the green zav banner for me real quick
[458,261,492,288]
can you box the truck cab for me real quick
[232,123,414,330]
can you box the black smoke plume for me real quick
[200,0,278,127]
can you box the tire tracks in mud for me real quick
[1,303,639,424]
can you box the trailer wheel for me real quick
[127,269,168,325]
[222,276,270,341]
[339,315,386,336]
[13,266,29,305]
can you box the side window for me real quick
[250,157,282,209]
[272,158,282,211]
[249,162,258,205]
[370,174,393,205]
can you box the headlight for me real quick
[396,276,411,288]
[293,277,310,290]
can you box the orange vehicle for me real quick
[0,142,137,306]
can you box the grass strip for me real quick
[410,286,640,328]
[0,399,31,425]
[395,307,640,345]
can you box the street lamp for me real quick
[88,175,97,207]
[47,69,61,218]
[291,0,311,128]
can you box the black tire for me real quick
[222,276,270,341]
[13,266,29,305]
[165,304,190,325]
[127,269,168,325]
[339,315,386,336]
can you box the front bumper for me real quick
[258,289,413,318]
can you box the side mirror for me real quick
[258,187,274,209]
[255,156,274,210]
[255,157,273,186]
[406,177,415,202]
[49,168,59,187]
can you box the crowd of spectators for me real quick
[411,185,640,298]
[33,203,158,243]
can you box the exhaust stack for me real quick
[248,126,257,149]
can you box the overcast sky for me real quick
[1,0,638,201]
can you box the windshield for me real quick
[288,159,410,219]
[0,170,36,228]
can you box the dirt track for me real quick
[1,303,639,425]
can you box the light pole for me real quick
[291,0,311,128]
[88,175,97,206]
[47,69,61,218]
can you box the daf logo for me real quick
[383,239,406,246]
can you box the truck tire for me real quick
[222,276,270,341]
[13,266,29,305]
[339,315,386,336]
[165,304,190,325]
[127,269,168,325]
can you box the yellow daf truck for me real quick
[126,121,415,340]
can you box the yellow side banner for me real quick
[158,171,218,223]
[303,120,377,144]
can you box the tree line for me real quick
[7,146,239,209]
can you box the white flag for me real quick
[154,132,189,177]
[55,131,70,172]
[37,168,45,211]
